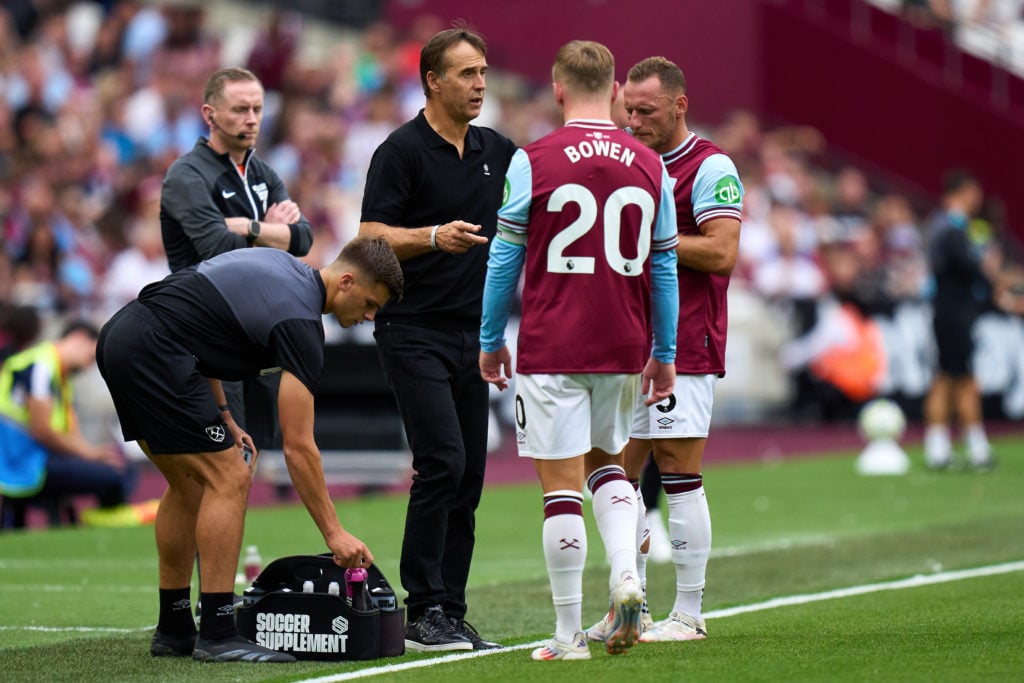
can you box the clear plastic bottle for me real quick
[302,580,314,593]
[327,581,341,597]
[243,545,262,582]
[369,580,397,611]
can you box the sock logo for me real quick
[172,599,191,611]
[559,538,581,550]
[610,495,633,506]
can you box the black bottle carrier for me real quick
[236,553,405,661]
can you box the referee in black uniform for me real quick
[359,25,516,652]
[97,238,403,662]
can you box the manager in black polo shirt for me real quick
[359,25,516,653]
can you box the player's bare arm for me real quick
[676,216,740,276]
[277,370,374,568]
[359,220,487,259]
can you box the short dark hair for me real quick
[419,21,487,97]
[338,237,405,303]
[942,168,979,195]
[60,319,100,340]
[203,67,261,105]
[627,56,687,95]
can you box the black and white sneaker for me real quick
[449,617,502,650]
[150,629,197,657]
[192,635,296,662]
[404,606,472,652]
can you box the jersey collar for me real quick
[564,119,617,130]
[661,132,698,161]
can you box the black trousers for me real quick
[373,322,489,621]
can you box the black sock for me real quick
[158,587,196,636]
[198,592,237,640]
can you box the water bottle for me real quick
[327,581,341,597]
[242,585,266,608]
[369,580,397,611]
[302,580,314,593]
[243,545,262,582]
[345,567,371,610]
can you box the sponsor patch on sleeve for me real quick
[714,176,742,204]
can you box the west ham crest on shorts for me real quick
[205,424,226,443]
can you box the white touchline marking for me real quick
[296,560,1024,683]
[702,559,1024,619]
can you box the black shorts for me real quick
[97,301,235,455]
[932,317,975,377]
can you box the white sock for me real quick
[542,490,587,640]
[964,424,991,463]
[633,480,649,587]
[588,465,639,587]
[924,424,952,465]
[664,483,711,619]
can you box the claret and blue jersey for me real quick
[481,119,679,375]
[663,132,744,376]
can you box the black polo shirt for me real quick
[361,109,516,330]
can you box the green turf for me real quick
[1,435,1022,682]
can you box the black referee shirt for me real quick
[360,109,516,330]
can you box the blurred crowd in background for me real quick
[1,0,1022,428]
[872,0,1024,77]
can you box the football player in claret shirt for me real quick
[480,40,679,661]
[585,56,744,645]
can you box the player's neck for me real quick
[561,103,612,125]
[661,126,692,154]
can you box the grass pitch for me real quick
[1,433,1023,682]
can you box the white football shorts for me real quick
[631,374,717,439]
[514,373,639,459]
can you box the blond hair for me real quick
[551,40,615,95]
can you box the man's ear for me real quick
[426,70,443,94]
[676,94,689,117]
[338,272,356,291]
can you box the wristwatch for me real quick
[247,219,261,244]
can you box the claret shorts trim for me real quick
[97,301,235,455]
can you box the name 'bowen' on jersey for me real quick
[563,131,636,166]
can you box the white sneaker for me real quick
[531,632,590,661]
[585,607,654,642]
[646,509,673,564]
[640,610,708,642]
[605,572,643,655]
